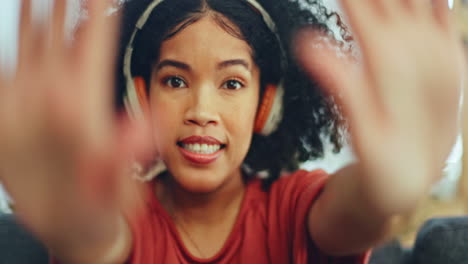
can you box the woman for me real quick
[0,0,464,263]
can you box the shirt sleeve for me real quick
[267,169,371,264]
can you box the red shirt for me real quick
[127,170,370,264]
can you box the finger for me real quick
[340,0,380,31]
[0,56,10,90]
[74,1,119,149]
[432,0,451,30]
[50,0,67,56]
[31,0,52,62]
[339,0,384,72]
[18,0,33,71]
[114,118,151,215]
[116,114,154,165]
[370,0,401,19]
[75,0,117,72]
[405,0,433,18]
[0,61,12,88]
[295,31,383,141]
[0,67,4,89]
[82,0,119,77]
[341,0,407,114]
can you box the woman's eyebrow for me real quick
[154,59,251,72]
[217,59,251,71]
[155,59,191,71]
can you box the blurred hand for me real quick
[0,0,151,251]
[296,0,466,214]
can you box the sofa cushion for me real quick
[0,213,48,264]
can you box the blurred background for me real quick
[0,0,466,246]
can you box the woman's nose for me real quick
[184,89,220,127]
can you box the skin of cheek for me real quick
[149,88,259,193]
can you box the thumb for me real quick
[75,115,153,213]
[294,29,380,138]
[113,115,154,214]
[115,115,154,161]
[294,29,357,103]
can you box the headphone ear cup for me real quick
[133,77,150,117]
[254,84,277,134]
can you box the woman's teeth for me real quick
[182,143,221,154]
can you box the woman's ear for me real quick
[133,76,150,117]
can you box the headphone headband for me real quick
[123,0,285,135]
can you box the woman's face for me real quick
[149,16,260,193]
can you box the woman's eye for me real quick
[165,76,187,88]
[222,79,244,90]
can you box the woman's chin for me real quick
[170,169,227,194]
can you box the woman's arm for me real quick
[307,164,403,256]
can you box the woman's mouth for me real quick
[176,138,226,165]
[177,143,225,154]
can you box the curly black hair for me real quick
[114,0,351,188]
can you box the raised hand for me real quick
[296,0,465,214]
[0,0,151,258]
